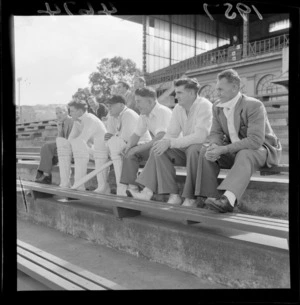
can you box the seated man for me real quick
[196,69,282,213]
[120,87,172,193]
[127,78,213,207]
[56,100,108,192]
[97,95,151,196]
[35,106,73,184]
[116,81,140,114]
[86,96,108,121]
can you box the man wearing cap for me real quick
[97,95,151,196]
[56,100,108,193]
[119,87,172,195]
[35,106,74,184]
[127,78,213,207]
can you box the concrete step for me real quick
[16,193,289,289]
[17,160,289,219]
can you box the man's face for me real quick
[116,83,127,95]
[69,106,83,120]
[135,96,153,115]
[134,79,144,89]
[175,85,195,108]
[87,98,97,111]
[107,102,122,117]
[216,78,239,103]
[55,108,67,122]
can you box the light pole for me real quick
[17,77,22,123]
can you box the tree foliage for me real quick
[89,56,142,99]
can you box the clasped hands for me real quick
[205,143,228,162]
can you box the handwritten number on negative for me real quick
[37,2,61,16]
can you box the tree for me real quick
[89,56,142,100]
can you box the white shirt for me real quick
[106,106,151,143]
[68,111,106,142]
[135,101,172,138]
[216,92,241,143]
[164,96,213,149]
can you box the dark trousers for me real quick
[120,149,151,185]
[37,142,58,174]
[195,146,268,202]
[136,144,203,199]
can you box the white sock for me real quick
[224,191,236,207]
[142,187,153,196]
[128,184,138,191]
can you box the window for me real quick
[256,74,288,101]
[269,19,290,33]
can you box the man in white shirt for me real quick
[127,78,213,207]
[196,69,281,213]
[99,95,151,196]
[119,87,172,194]
[56,100,107,192]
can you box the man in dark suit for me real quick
[86,96,108,121]
[195,69,282,213]
[35,106,74,184]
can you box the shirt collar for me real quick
[216,92,241,109]
[117,105,128,119]
[147,101,160,118]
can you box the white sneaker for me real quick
[182,198,197,207]
[167,194,182,205]
[127,188,153,201]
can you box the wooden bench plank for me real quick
[18,256,84,290]
[18,247,106,290]
[17,181,289,239]
[17,240,126,290]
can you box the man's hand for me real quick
[124,146,140,158]
[104,133,114,141]
[205,143,227,161]
[152,139,170,156]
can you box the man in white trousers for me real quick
[56,100,109,193]
[102,95,151,196]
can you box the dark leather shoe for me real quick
[35,174,52,184]
[35,170,43,180]
[205,195,235,213]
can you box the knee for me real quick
[186,144,202,158]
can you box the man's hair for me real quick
[135,76,146,84]
[55,105,68,113]
[117,81,130,90]
[174,78,200,94]
[217,69,241,87]
[135,86,157,100]
[106,95,126,105]
[67,99,88,111]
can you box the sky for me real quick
[13,15,143,106]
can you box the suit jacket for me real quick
[209,94,282,167]
[88,103,108,120]
[57,116,74,139]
